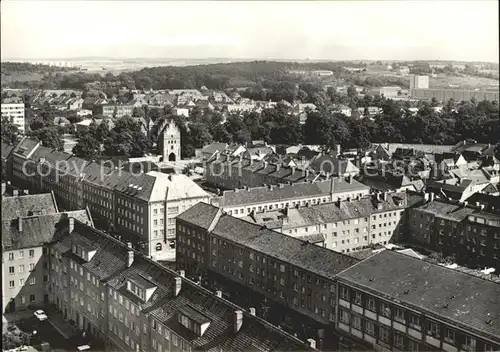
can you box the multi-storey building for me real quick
[243,192,424,253]
[409,74,430,90]
[48,219,317,352]
[8,138,209,261]
[1,102,25,134]
[408,196,500,270]
[210,177,370,218]
[205,153,328,190]
[411,88,499,102]
[176,202,361,350]
[1,192,92,313]
[92,104,134,118]
[336,250,500,351]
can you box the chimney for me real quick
[325,171,330,180]
[127,250,134,267]
[69,217,75,233]
[179,270,185,277]
[348,174,353,184]
[174,277,182,296]
[382,192,387,201]
[307,338,316,349]
[430,193,435,202]
[215,290,222,298]
[249,307,256,316]
[23,189,29,195]
[18,217,22,232]
[234,310,243,333]
[13,190,19,197]
[127,242,133,249]
[305,169,310,178]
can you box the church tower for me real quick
[160,119,181,162]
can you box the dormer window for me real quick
[71,240,97,262]
[176,306,211,337]
[127,275,157,302]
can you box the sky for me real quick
[1,0,498,62]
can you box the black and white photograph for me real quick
[1,0,499,351]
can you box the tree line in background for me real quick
[2,96,499,159]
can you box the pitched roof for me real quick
[55,220,315,351]
[179,203,359,280]
[337,250,500,342]
[201,143,228,155]
[145,172,209,202]
[2,193,58,221]
[412,199,477,221]
[244,193,423,230]
[176,202,221,230]
[217,178,370,207]
[308,156,359,175]
[2,210,92,250]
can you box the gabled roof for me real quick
[2,193,58,221]
[337,250,500,342]
[58,220,315,351]
[2,210,92,250]
[179,203,359,280]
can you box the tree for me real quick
[1,117,20,144]
[72,134,101,159]
[103,116,151,157]
[187,123,213,149]
[31,127,64,150]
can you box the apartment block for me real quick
[243,192,424,253]
[92,104,134,118]
[8,137,209,261]
[1,102,25,134]
[211,177,370,218]
[47,219,317,352]
[1,192,92,313]
[336,250,500,351]
[175,202,361,350]
[408,196,500,270]
[205,153,332,190]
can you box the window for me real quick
[9,280,15,288]
[365,320,375,336]
[410,314,421,330]
[172,334,178,347]
[394,308,405,323]
[444,328,455,344]
[156,243,162,251]
[30,294,35,302]
[408,339,420,352]
[20,278,24,286]
[352,315,362,330]
[279,264,285,272]
[29,249,35,257]
[394,332,404,349]
[379,326,390,343]
[29,263,35,272]
[165,329,170,340]
[340,309,350,324]
[8,253,14,260]
[354,291,362,305]
[366,297,376,311]
[340,286,349,300]
[427,321,440,338]
[463,336,476,351]
[29,277,36,285]
[9,266,14,274]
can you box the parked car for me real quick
[34,310,48,321]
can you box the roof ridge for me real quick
[71,219,314,349]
